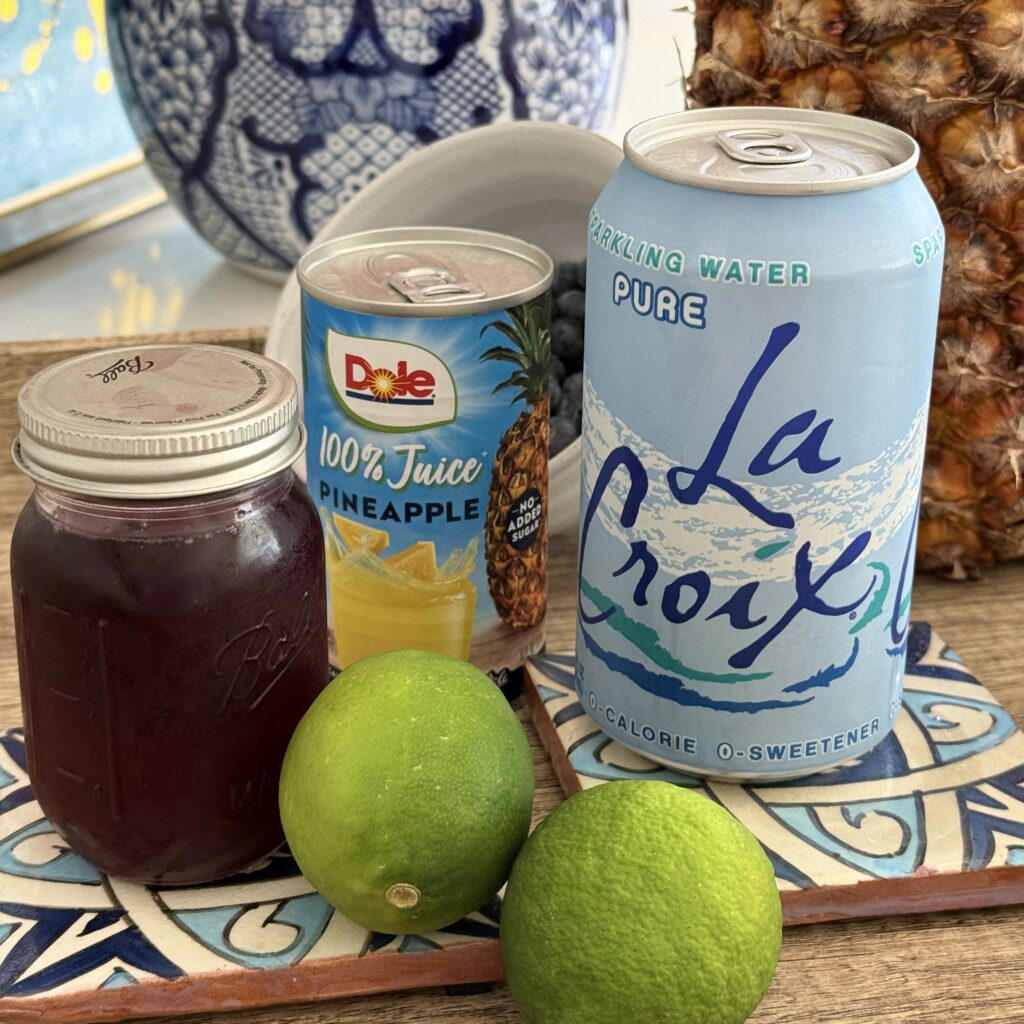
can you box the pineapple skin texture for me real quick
[486,400,550,628]
[688,0,1024,578]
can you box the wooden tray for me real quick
[525,622,1024,925]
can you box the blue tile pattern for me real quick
[529,623,1024,896]
[6,622,1015,1019]
[0,727,499,1017]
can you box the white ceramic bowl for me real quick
[265,120,621,535]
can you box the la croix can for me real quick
[298,227,552,676]
[577,109,944,780]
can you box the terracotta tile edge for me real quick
[780,865,1024,925]
[0,939,506,1023]
[522,663,584,798]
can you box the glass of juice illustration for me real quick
[324,512,477,667]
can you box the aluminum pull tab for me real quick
[715,128,814,165]
[387,266,487,304]
[368,251,486,304]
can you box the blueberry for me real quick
[550,416,578,456]
[549,375,562,412]
[555,289,586,322]
[563,371,584,408]
[558,393,581,434]
[573,258,587,290]
[551,318,584,372]
[553,262,578,295]
[549,353,567,384]
[551,317,583,348]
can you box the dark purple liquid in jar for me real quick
[10,470,328,885]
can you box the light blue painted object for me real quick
[0,3,137,200]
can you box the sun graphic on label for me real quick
[369,368,398,401]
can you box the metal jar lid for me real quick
[625,108,919,195]
[298,226,553,317]
[14,344,305,499]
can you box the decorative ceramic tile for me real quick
[0,728,501,1023]
[524,622,1024,925]
[6,621,1023,1022]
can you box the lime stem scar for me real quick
[386,883,421,910]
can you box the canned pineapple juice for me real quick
[298,228,552,675]
[577,109,944,779]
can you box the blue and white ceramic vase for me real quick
[107,0,629,273]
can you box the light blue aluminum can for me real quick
[576,108,944,779]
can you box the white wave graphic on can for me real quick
[582,375,928,583]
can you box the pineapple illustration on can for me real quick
[298,228,552,675]
[577,109,945,779]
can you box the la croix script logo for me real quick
[327,330,456,431]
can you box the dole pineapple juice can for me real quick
[298,228,552,675]
[577,109,944,779]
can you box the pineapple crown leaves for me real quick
[480,300,551,407]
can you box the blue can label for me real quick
[302,295,549,673]
[577,165,944,778]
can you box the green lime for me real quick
[500,781,781,1024]
[279,649,534,934]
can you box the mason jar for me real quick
[10,344,329,885]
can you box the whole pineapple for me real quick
[688,0,1024,578]
[480,298,551,627]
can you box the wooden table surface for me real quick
[1,336,1023,1024]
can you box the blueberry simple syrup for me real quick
[12,474,328,885]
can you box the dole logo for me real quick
[327,330,456,431]
[345,355,434,402]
